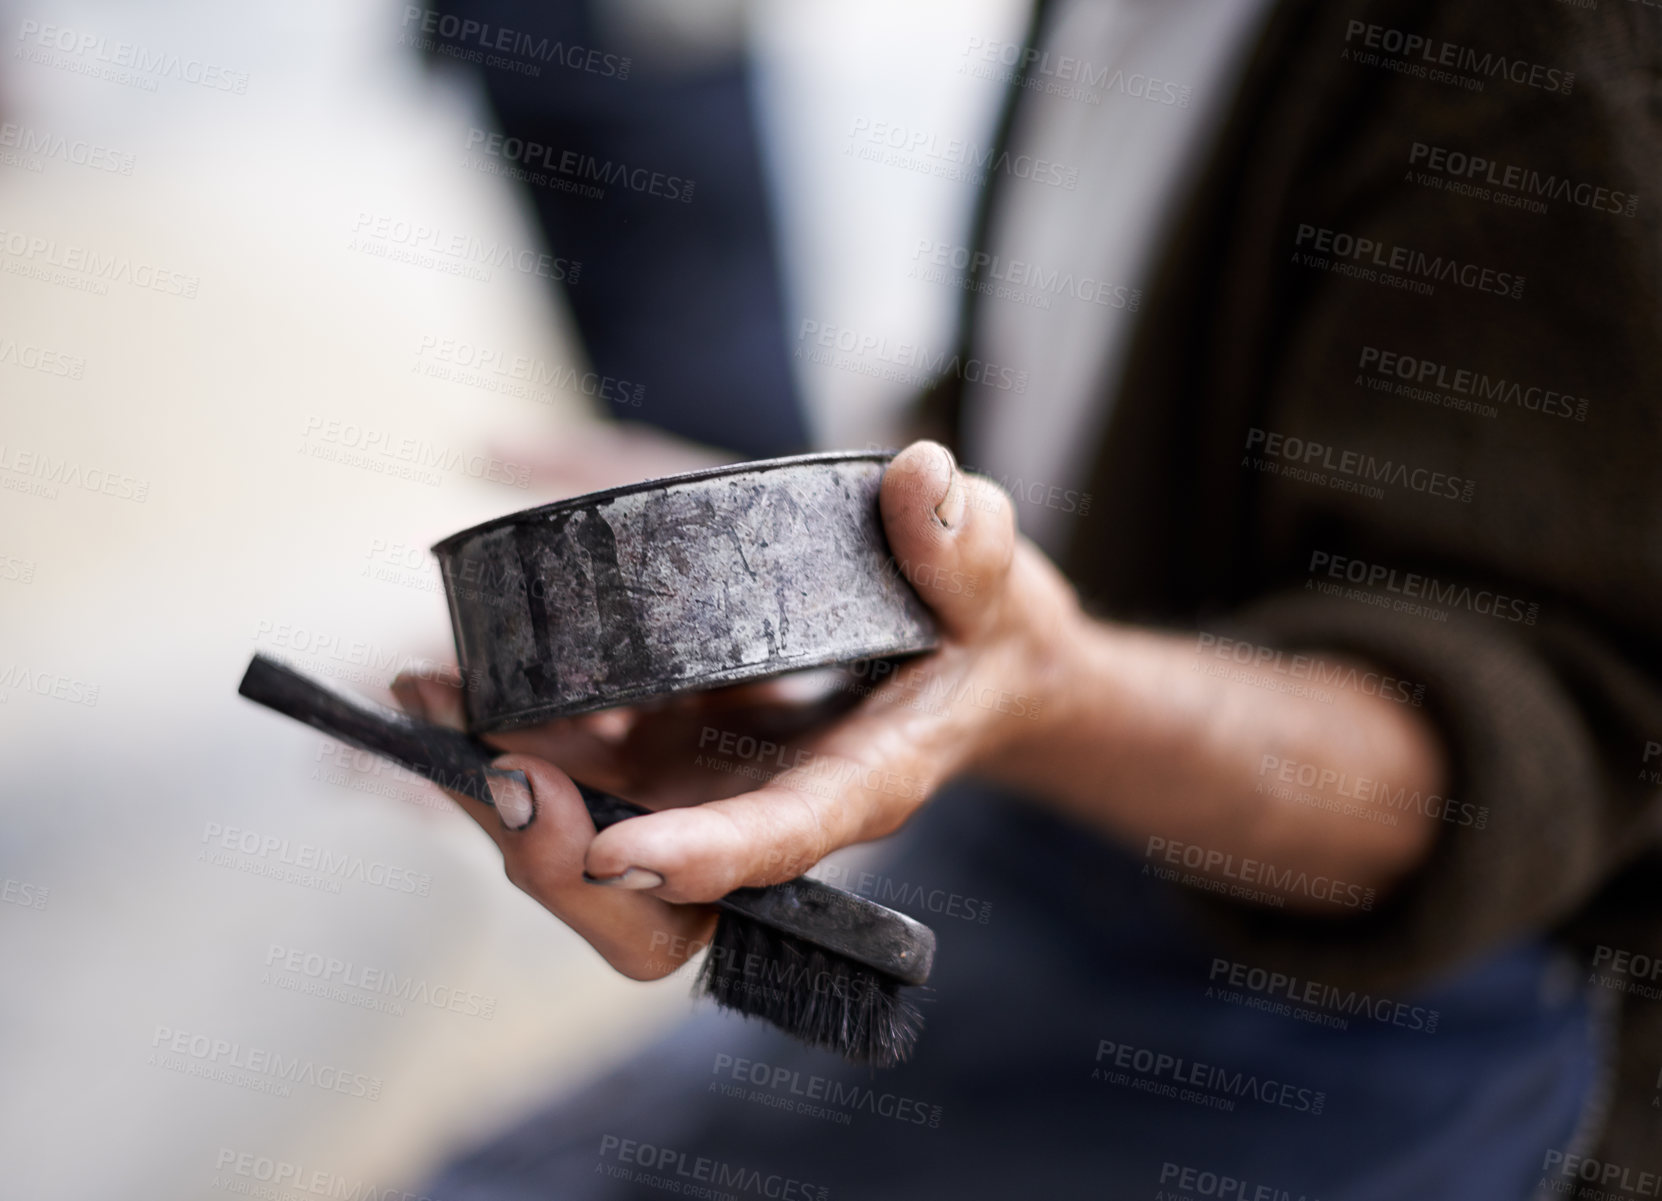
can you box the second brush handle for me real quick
[237,654,935,985]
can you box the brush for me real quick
[237,653,934,1067]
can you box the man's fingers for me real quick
[880,440,1016,640]
[389,667,736,933]
[581,783,840,904]
[391,669,644,795]
[484,754,718,979]
[390,670,468,731]
[582,710,938,904]
[397,732,717,979]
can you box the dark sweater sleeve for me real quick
[1157,0,1662,992]
[1198,589,1656,993]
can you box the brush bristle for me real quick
[693,911,925,1068]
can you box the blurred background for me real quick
[0,0,1026,1195]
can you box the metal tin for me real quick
[432,452,940,732]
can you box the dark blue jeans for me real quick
[430,784,1601,1200]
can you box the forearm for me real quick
[978,595,1446,909]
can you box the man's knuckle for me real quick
[503,856,539,897]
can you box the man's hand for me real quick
[395,438,1449,980]
[393,441,1076,976]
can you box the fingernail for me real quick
[582,867,666,890]
[933,447,965,528]
[486,765,535,831]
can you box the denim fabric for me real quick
[428,783,1599,1200]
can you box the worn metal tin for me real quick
[432,452,940,733]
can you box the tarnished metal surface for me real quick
[432,452,940,733]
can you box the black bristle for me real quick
[694,911,925,1069]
